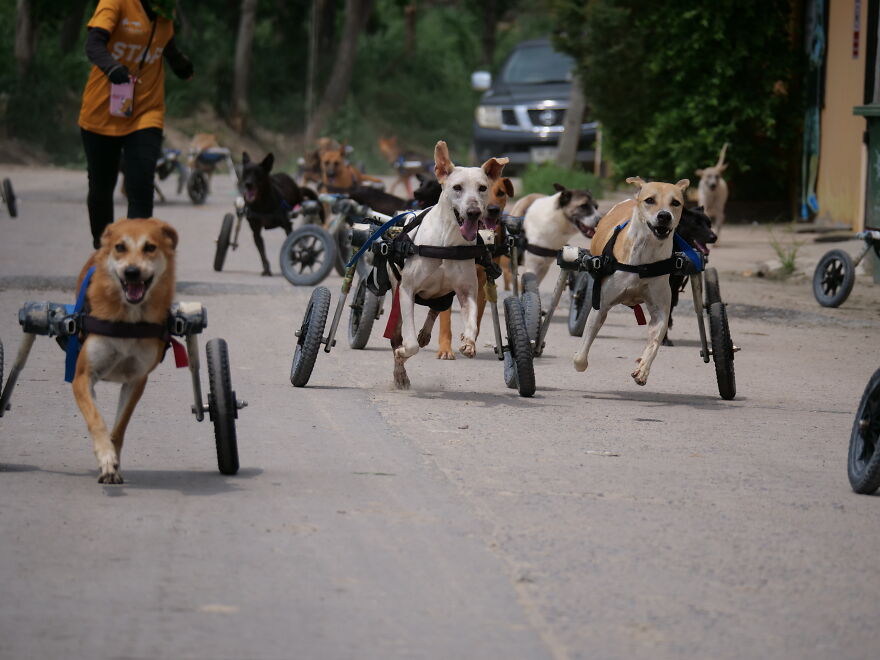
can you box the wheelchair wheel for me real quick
[213,213,234,272]
[206,338,239,475]
[568,272,592,337]
[521,289,541,344]
[280,225,337,287]
[348,278,379,349]
[522,272,539,294]
[503,295,535,397]
[290,286,331,387]
[813,249,855,308]
[187,171,209,205]
[0,338,4,393]
[334,224,351,277]
[708,301,736,400]
[704,267,721,307]
[2,178,17,217]
[848,367,880,494]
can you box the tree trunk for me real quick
[556,74,587,168]
[404,4,416,58]
[305,0,322,132]
[304,0,375,146]
[14,0,36,78]
[480,0,497,67]
[59,0,89,54]
[230,0,258,134]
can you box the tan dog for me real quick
[435,175,514,359]
[573,177,688,386]
[696,143,729,239]
[72,218,178,483]
[320,142,383,190]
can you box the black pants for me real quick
[81,127,163,248]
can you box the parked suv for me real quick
[471,38,596,169]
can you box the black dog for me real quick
[663,205,718,346]
[326,172,442,216]
[411,172,441,209]
[240,151,319,276]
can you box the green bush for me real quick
[520,162,603,197]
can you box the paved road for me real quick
[1,166,878,659]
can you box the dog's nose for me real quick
[487,204,501,218]
[466,208,481,222]
[707,231,718,243]
[656,211,672,225]
[124,266,141,282]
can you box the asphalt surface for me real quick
[1,165,879,660]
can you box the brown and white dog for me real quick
[696,143,729,240]
[72,218,178,483]
[320,142,383,190]
[515,183,601,285]
[388,141,506,388]
[573,176,689,386]
[435,174,514,359]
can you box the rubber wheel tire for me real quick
[280,225,337,286]
[813,249,855,308]
[206,338,239,475]
[187,171,209,205]
[521,290,541,344]
[704,267,721,307]
[848,367,880,494]
[708,302,736,400]
[521,271,539,294]
[214,213,234,272]
[291,286,331,387]
[2,178,17,217]
[503,295,536,397]
[0,338,4,394]
[334,224,351,277]
[568,272,592,337]
[348,278,379,349]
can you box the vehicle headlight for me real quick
[476,105,503,129]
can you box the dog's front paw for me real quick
[631,367,648,386]
[418,329,432,347]
[436,349,456,360]
[573,353,588,372]
[459,336,476,358]
[98,470,124,484]
[261,269,272,277]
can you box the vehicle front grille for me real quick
[501,109,517,126]
[527,108,565,127]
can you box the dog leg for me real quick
[573,306,609,372]
[475,267,488,338]
[394,285,420,359]
[72,367,122,484]
[251,225,272,276]
[389,318,410,389]
[499,256,512,291]
[456,285,477,358]
[436,309,455,360]
[110,377,148,461]
[632,297,670,386]
[419,309,439,347]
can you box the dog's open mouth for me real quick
[576,221,596,239]
[650,224,672,240]
[694,241,710,255]
[453,208,479,241]
[244,187,257,203]
[119,277,153,304]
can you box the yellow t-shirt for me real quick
[78,0,174,136]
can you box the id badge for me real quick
[109,80,134,117]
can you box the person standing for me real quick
[79,0,192,248]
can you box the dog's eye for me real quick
[114,243,126,253]
[644,197,655,205]
[453,184,462,192]
[478,185,487,192]
[670,199,681,207]
[143,243,157,253]
[496,190,505,197]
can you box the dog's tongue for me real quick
[244,189,256,203]
[695,241,710,255]
[124,282,146,303]
[460,216,479,241]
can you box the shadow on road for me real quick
[581,389,743,411]
[110,467,264,496]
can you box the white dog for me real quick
[388,141,507,389]
[696,143,729,239]
[573,176,689,386]
[513,183,601,285]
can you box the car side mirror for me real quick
[471,71,492,92]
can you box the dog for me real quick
[320,142,383,190]
[696,143,729,240]
[388,141,507,388]
[240,151,320,276]
[411,172,442,209]
[71,218,178,483]
[378,135,432,197]
[662,205,717,346]
[299,137,339,187]
[513,183,601,286]
[435,175,514,359]
[573,176,689,386]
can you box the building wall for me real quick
[817,0,868,229]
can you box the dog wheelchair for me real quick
[533,244,738,400]
[812,228,880,308]
[187,145,238,205]
[290,210,537,397]
[0,300,247,475]
[848,366,880,494]
[1,177,17,217]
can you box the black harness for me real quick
[524,242,558,257]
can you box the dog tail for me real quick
[716,142,730,169]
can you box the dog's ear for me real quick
[675,179,690,193]
[260,153,274,173]
[160,223,179,250]
[719,163,728,172]
[625,176,645,190]
[502,177,515,197]
[434,141,455,183]
[695,168,704,176]
[552,182,567,193]
[242,151,251,166]
[556,187,572,208]
[481,156,508,180]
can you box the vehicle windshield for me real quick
[501,44,574,84]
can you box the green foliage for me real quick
[548,0,801,200]
[768,226,803,277]
[520,162,603,196]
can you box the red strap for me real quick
[631,304,647,325]
[383,287,402,339]
[170,337,189,368]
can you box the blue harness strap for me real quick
[345,209,423,269]
[673,233,704,272]
[64,266,95,383]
